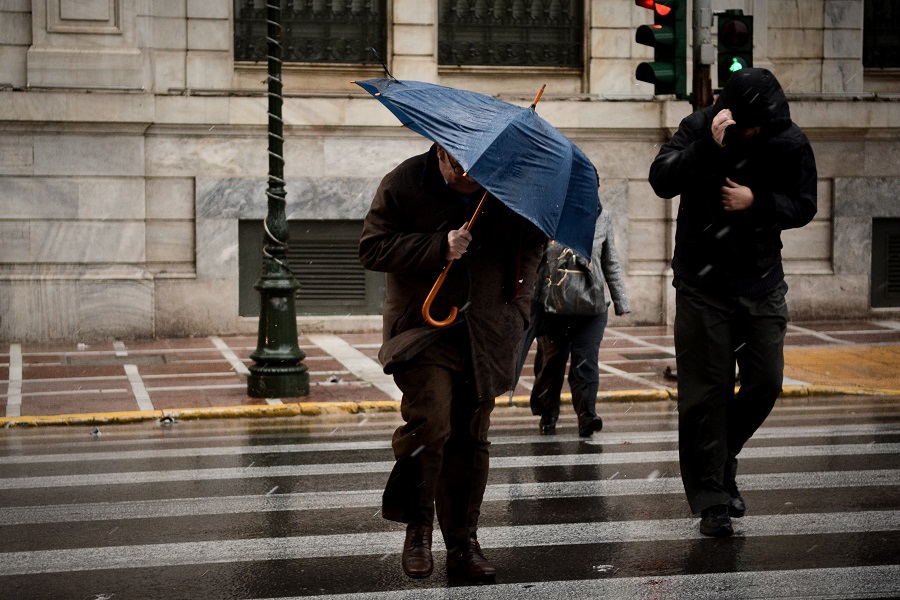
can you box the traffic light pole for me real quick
[692,0,714,110]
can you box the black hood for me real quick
[714,68,791,133]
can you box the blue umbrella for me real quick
[355,78,600,260]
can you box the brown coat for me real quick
[360,145,545,401]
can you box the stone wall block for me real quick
[187,18,230,51]
[77,178,146,219]
[0,9,31,45]
[0,141,33,175]
[864,142,900,177]
[832,216,871,274]
[824,29,863,59]
[782,221,831,260]
[185,50,233,89]
[0,280,78,341]
[151,16,187,50]
[146,136,264,177]
[154,277,240,337]
[30,221,146,263]
[195,218,238,279]
[146,220,194,262]
[824,0,863,29]
[146,177,195,220]
[393,24,434,56]
[769,0,825,28]
[0,177,77,218]
[77,279,154,339]
[0,45,27,88]
[33,135,145,177]
[395,0,432,23]
[187,0,229,20]
[150,50,187,92]
[0,222,30,262]
[834,177,900,217]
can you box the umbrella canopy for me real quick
[355,78,599,259]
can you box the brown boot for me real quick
[401,524,433,578]
[447,537,496,582]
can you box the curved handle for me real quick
[421,190,490,328]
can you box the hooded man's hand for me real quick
[721,178,754,211]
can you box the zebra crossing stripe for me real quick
[307,334,402,400]
[2,423,897,465]
[0,511,896,576]
[0,470,896,526]
[251,564,900,600]
[1,443,897,490]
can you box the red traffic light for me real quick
[635,0,673,16]
[720,19,750,48]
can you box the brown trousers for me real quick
[382,327,494,551]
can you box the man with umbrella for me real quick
[360,142,545,581]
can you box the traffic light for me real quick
[634,0,687,99]
[717,9,753,88]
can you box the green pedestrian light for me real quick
[717,9,753,88]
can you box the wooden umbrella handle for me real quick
[422,190,490,328]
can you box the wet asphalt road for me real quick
[1,395,898,599]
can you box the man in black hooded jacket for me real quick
[648,68,817,537]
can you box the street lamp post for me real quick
[247,0,309,398]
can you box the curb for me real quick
[2,385,898,429]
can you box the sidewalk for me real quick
[2,320,900,427]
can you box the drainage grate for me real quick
[64,354,169,366]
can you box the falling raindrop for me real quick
[410,444,426,457]
[647,469,661,481]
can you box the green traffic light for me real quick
[729,57,745,73]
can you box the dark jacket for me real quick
[648,68,817,296]
[360,144,545,400]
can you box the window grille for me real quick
[864,0,900,68]
[438,0,583,68]
[233,0,387,65]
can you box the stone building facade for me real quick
[0,0,898,341]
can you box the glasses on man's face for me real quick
[441,151,466,176]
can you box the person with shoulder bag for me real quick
[518,207,631,437]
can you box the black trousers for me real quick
[382,327,493,551]
[530,309,609,427]
[674,278,788,514]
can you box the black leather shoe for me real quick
[578,416,603,437]
[724,456,746,518]
[539,415,557,435]
[401,524,433,578]
[447,537,496,582]
[699,504,734,537]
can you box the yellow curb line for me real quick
[2,386,898,428]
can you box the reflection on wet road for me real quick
[1,396,898,599]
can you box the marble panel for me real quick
[0,45,27,88]
[187,0,229,19]
[834,178,900,217]
[768,29,824,60]
[62,93,154,123]
[0,280,78,341]
[591,28,631,59]
[785,274,869,320]
[821,60,864,94]
[832,216,871,274]
[146,177,194,220]
[864,141,900,178]
[628,180,667,221]
[187,19,230,51]
[816,180,833,220]
[782,220,831,260]
[0,222,30,262]
[320,136,428,179]
[146,220,194,262]
[228,97,268,126]
[153,95,229,124]
[146,135,266,177]
[591,1,632,28]
[0,177,77,218]
[809,140,865,178]
[33,134,145,177]
[151,16,187,50]
[824,29,863,59]
[26,47,148,89]
[195,218,238,279]
[77,178,146,219]
[30,221,145,263]
[769,0,825,29]
[0,91,67,121]
[185,50,233,89]
[628,219,667,261]
[154,277,241,337]
[389,56,438,83]
[150,50,187,92]
[0,140,32,175]
[590,59,647,96]
[394,0,433,24]
[150,0,186,18]
[0,10,31,44]
[1,0,31,11]
[393,25,434,56]
[77,279,154,339]
[825,0,863,29]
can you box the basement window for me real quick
[871,218,900,308]
[239,220,384,317]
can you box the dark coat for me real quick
[360,144,546,401]
[648,68,817,296]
